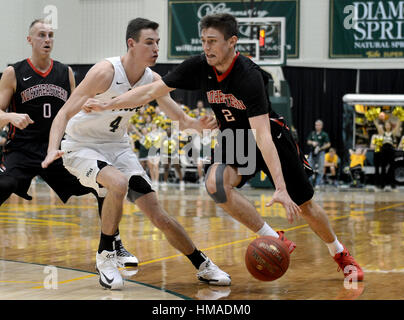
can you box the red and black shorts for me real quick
[206,117,314,206]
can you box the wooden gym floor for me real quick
[0,180,403,300]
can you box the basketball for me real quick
[245,236,290,281]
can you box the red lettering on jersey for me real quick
[206,90,246,110]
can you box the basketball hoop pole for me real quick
[248,0,257,58]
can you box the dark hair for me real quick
[126,18,159,48]
[200,13,238,40]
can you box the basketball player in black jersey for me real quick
[83,13,363,282]
[0,19,137,268]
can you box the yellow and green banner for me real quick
[330,0,404,58]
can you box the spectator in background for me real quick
[147,122,162,189]
[349,147,367,188]
[399,135,404,151]
[374,118,402,191]
[196,99,207,117]
[160,126,184,191]
[323,147,339,186]
[307,119,331,187]
[370,132,384,189]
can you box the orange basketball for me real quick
[245,236,290,281]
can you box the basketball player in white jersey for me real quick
[42,18,230,290]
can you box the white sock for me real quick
[257,223,279,238]
[326,238,344,256]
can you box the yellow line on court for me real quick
[0,217,78,227]
[139,201,404,264]
[31,274,96,289]
[29,201,404,288]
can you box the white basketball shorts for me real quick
[61,140,152,197]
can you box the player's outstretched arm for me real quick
[0,66,34,129]
[83,76,173,113]
[249,114,301,224]
[152,74,217,133]
[157,94,217,132]
[41,61,113,168]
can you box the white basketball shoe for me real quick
[197,258,231,286]
[96,250,124,290]
[115,239,139,267]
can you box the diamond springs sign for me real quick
[330,0,404,58]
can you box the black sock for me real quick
[186,249,207,269]
[98,233,116,253]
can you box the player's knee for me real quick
[109,176,129,197]
[205,164,228,204]
[127,175,154,203]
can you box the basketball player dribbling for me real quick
[42,18,231,290]
[83,13,364,282]
[0,19,138,268]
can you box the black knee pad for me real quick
[205,164,228,204]
[127,176,154,203]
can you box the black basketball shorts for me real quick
[1,144,95,203]
[206,118,314,206]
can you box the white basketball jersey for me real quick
[65,56,154,143]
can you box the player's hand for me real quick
[266,189,302,224]
[41,150,64,168]
[199,115,218,130]
[82,98,108,113]
[10,113,34,130]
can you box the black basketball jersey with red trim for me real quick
[7,59,70,148]
[162,53,274,133]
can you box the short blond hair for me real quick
[29,19,46,34]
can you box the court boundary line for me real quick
[0,259,191,300]
[1,201,403,298]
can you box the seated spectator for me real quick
[323,147,339,185]
[349,147,367,188]
[161,127,184,191]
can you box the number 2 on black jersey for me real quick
[109,116,122,132]
[222,109,235,122]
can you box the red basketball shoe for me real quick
[277,231,296,254]
[333,246,364,281]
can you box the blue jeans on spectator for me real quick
[308,150,325,186]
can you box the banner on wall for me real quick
[330,0,404,59]
[168,0,299,59]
